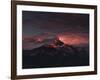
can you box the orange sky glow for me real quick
[57,34,89,45]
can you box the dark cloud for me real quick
[22,11,89,50]
[22,11,89,35]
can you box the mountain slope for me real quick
[22,38,89,69]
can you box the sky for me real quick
[22,11,89,50]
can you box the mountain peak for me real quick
[48,36,64,48]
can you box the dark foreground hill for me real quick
[22,39,89,69]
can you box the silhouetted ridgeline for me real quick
[22,43,89,69]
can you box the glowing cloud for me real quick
[58,33,89,45]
